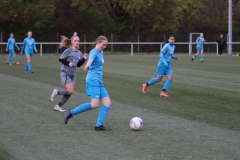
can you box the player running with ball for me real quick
[64,36,112,131]
[142,34,179,98]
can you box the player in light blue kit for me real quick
[64,36,112,131]
[192,33,205,63]
[20,30,37,73]
[142,35,180,98]
[6,33,20,65]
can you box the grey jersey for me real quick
[60,47,83,76]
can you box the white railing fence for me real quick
[0,42,239,56]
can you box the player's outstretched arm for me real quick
[21,39,26,53]
[171,56,179,61]
[84,58,93,71]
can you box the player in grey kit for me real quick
[50,35,88,112]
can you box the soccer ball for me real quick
[129,117,143,131]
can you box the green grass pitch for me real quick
[0,54,240,160]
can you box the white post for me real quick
[57,33,59,54]
[160,43,162,52]
[138,33,139,53]
[111,33,113,52]
[228,0,233,55]
[0,32,2,53]
[131,43,133,56]
[84,34,86,53]
[40,44,42,56]
[216,43,218,55]
[189,33,192,56]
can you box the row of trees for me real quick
[0,0,240,42]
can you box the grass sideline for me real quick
[0,54,240,160]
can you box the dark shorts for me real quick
[60,71,76,86]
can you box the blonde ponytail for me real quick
[59,36,71,49]
[93,36,108,48]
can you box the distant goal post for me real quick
[189,32,219,56]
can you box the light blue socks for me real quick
[13,56,17,63]
[96,106,109,127]
[69,103,110,127]
[147,78,160,86]
[27,62,32,71]
[163,79,172,91]
[70,103,92,115]
[7,56,11,63]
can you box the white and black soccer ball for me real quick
[129,117,143,131]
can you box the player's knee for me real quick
[157,76,162,81]
[91,102,99,109]
[167,76,173,79]
[104,100,111,108]
[68,89,74,95]
[101,97,111,107]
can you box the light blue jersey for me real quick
[6,38,19,50]
[158,43,176,66]
[156,43,178,76]
[21,37,37,55]
[197,37,204,47]
[86,48,104,81]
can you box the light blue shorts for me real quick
[9,49,16,54]
[196,45,203,52]
[86,79,109,100]
[25,52,33,56]
[156,62,173,77]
